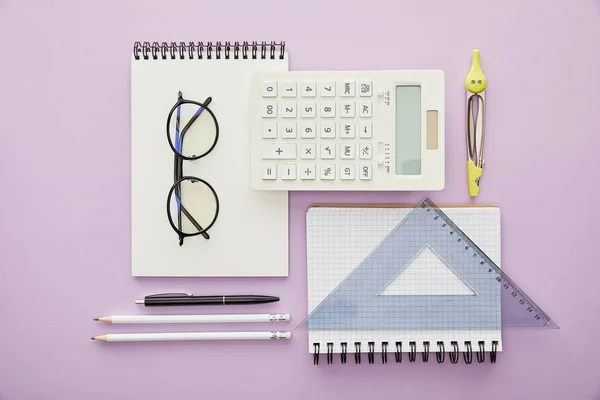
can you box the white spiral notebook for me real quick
[130,41,289,277]
[304,204,503,364]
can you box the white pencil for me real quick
[91,331,292,342]
[94,313,291,324]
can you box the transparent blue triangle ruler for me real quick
[298,197,558,332]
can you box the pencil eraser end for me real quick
[285,332,292,340]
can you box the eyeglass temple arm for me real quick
[179,97,212,140]
[172,159,210,242]
[178,201,210,240]
[174,95,214,245]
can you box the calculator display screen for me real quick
[395,85,422,175]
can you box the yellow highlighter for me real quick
[465,49,486,197]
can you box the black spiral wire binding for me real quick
[463,341,473,364]
[476,341,485,363]
[225,42,231,59]
[449,341,460,364]
[381,342,388,364]
[490,341,498,363]
[133,41,286,60]
[395,342,402,363]
[178,42,186,59]
[408,342,417,362]
[354,342,361,364]
[368,342,375,364]
[422,341,430,363]
[311,340,498,365]
[436,341,445,363]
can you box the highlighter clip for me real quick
[465,49,486,197]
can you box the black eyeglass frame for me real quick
[165,91,220,246]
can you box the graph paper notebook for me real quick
[130,41,289,276]
[304,204,503,365]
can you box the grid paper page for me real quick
[305,206,502,354]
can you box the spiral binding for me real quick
[132,41,286,61]
[313,340,499,365]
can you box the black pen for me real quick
[135,293,280,306]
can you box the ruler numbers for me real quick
[423,203,550,326]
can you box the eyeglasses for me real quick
[165,91,220,246]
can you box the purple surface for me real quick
[1,0,599,398]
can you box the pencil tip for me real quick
[91,337,95,340]
[93,318,99,321]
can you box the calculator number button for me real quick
[299,122,316,139]
[340,123,355,139]
[262,101,277,118]
[340,164,355,180]
[320,122,336,139]
[320,102,336,118]
[280,123,296,139]
[340,144,355,160]
[281,82,297,97]
[300,143,316,160]
[320,144,336,160]
[359,81,372,97]
[262,143,296,159]
[320,164,335,180]
[281,164,297,180]
[301,164,316,180]
[301,102,316,118]
[359,143,373,159]
[261,163,277,180]
[359,164,372,180]
[340,81,355,97]
[339,102,355,118]
[261,123,277,139]
[262,82,277,98]
[301,81,316,98]
[359,122,372,138]
[281,102,297,118]
[319,81,336,97]
[359,102,372,118]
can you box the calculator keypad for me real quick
[260,79,373,182]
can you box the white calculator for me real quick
[249,70,445,191]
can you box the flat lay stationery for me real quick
[465,49,487,197]
[94,314,291,324]
[135,293,280,306]
[249,69,445,191]
[92,43,558,366]
[91,331,292,343]
[302,201,502,364]
[131,40,289,277]
[299,198,556,365]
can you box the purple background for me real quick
[1,0,599,398]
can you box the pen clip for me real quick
[146,293,190,298]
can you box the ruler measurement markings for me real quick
[420,199,554,327]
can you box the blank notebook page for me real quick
[130,44,289,277]
[305,205,502,354]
